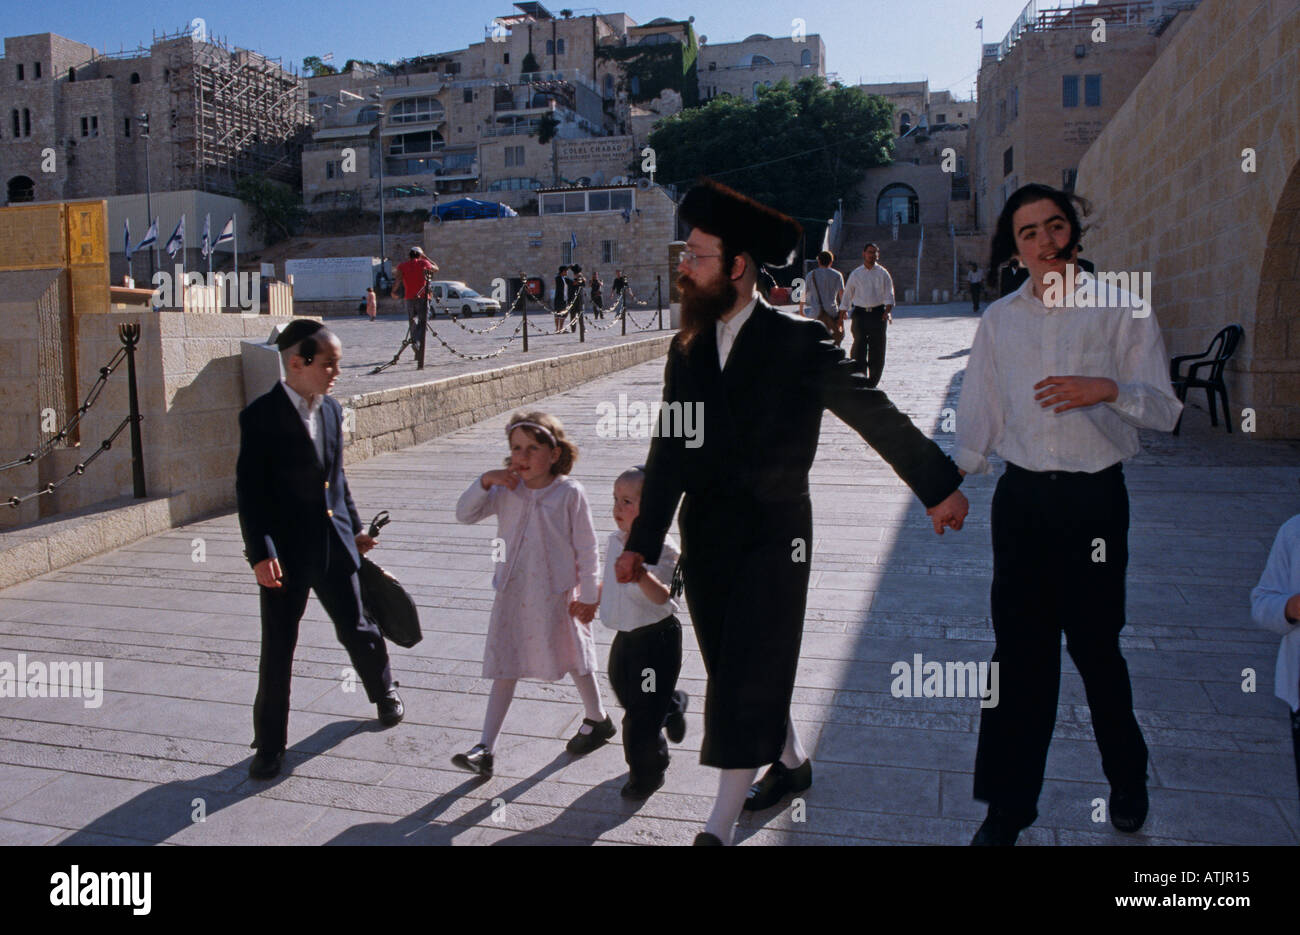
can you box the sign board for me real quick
[284,256,380,300]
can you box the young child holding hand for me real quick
[600,467,689,799]
[452,411,612,778]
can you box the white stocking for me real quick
[479,678,517,752]
[703,768,759,844]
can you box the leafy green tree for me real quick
[649,77,894,252]
[235,175,306,245]
[302,55,338,76]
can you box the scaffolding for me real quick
[154,28,310,195]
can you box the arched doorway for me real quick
[1252,157,1300,434]
[7,175,35,203]
[877,183,918,224]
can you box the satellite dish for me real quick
[636,177,652,190]
[700,35,708,44]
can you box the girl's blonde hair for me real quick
[504,410,577,475]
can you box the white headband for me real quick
[507,420,557,446]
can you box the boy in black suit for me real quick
[236,320,403,780]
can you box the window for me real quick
[503,53,510,64]
[708,62,716,71]
[389,131,443,154]
[1062,75,1079,108]
[1084,74,1101,106]
[326,161,336,179]
[564,192,584,212]
[22,109,31,137]
[504,144,525,167]
[130,72,140,84]
[936,113,946,124]
[463,88,473,103]
[610,190,632,211]
[561,240,573,264]
[10,110,18,137]
[587,191,610,211]
[390,97,443,124]
[1003,146,1013,176]
[7,176,35,203]
[123,117,131,137]
[16,64,23,81]
[900,111,911,129]
[546,39,554,55]
[877,183,919,224]
[34,62,41,78]
[556,39,565,55]
[1010,86,1018,119]
[68,68,75,82]
[602,240,616,264]
[81,116,99,137]
[801,49,812,67]
[1062,168,1078,192]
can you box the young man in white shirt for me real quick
[840,243,895,386]
[954,183,1182,845]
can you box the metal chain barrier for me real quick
[6,418,133,509]
[424,318,528,361]
[444,287,528,335]
[1,347,127,472]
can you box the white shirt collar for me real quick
[717,294,759,337]
[281,380,321,414]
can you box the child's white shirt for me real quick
[599,529,679,632]
[1250,514,1300,711]
[456,474,600,604]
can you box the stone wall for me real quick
[1076,0,1299,437]
[419,184,676,299]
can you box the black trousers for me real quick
[973,463,1148,826]
[970,282,983,313]
[405,298,427,367]
[608,615,684,780]
[253,554,393,755]
[849,305,887,387]
[680,493,811,768]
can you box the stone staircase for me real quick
[833,222,964,304]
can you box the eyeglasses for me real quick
[680,248,721,264]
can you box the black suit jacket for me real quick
[626,299,962,563]
[236,382,363,576]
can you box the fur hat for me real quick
[679,177,802,268]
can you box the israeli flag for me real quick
[214,215,235,246]
[165,215,185,259]
[123,218,132,261]
[138,218,158,249]
[201,213,211,258]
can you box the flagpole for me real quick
[233,216,239,280]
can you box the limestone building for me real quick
[302,4,701,214]
[0,29,309,206]
[696,32,826,101]
[1075,0,1299,437]
[970,0,1163,231]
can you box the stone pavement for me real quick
[1,303,1297,846]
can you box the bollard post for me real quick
[656,276,663,330]
[119,322,147,498]
[620,291,626,336]
[520,286,529,353]
[578,296,585,343]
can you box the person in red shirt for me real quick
[395,246,437,367]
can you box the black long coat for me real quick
[626,299,962,768]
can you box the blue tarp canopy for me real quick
[431,198,518,221]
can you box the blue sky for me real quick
[6,1,1041,97]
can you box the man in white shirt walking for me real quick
[840,243,895,386]
[953,183,1182,845]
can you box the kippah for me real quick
[274,319,325,351]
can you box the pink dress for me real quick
[456,474,600,680]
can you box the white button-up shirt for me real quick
[953,275,1182,475]
[841,264,895,311]
[281,381,325,463]
[716,295,758,369]
[599,530,680,632]
[1251,515,1300,711]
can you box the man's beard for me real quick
[677,271,738,350]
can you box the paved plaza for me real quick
[1,303,1297,846]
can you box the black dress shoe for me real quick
[1110,782,1149,833]
[620,772,666,800]
[451,744,494,777]
[664,690,689,744]
[693,832,724,846]
[377,687,404,727]
[743,758,812,811]
[565,715,615,755]
[970,808,1025,846]
[248,749,284,780]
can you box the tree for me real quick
[649,76,894,256]
[235,175,306,245]
[302,56,338,76]
[534,112,560,145]
[521,51,540,74]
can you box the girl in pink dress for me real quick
[452,411,612,777]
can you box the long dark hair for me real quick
[988,183,1091,275]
